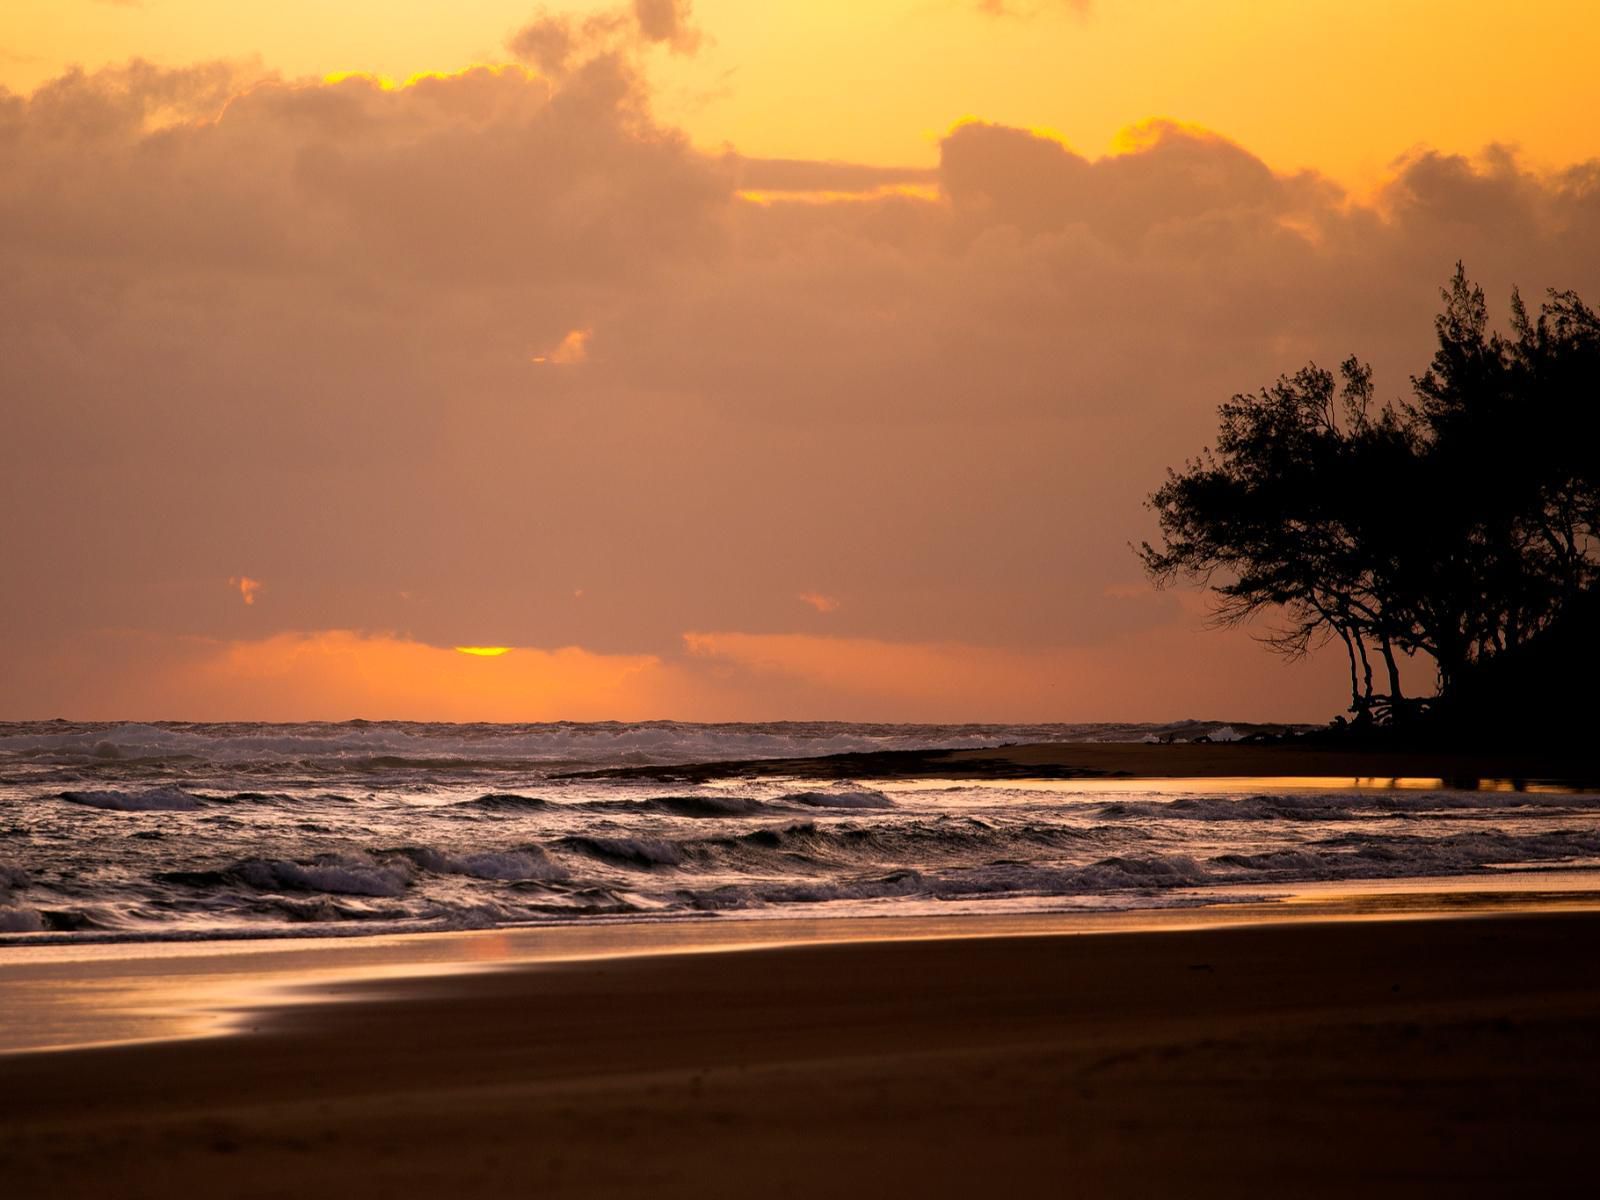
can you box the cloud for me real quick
[730,157,939,195]
[632,0,701,51]
[798,591,840,613]
[122,631,672,722]
[531,328,592,365]
[4,40,1600,720]
[508,1,700,77]
[229,576,263,606]
[3,623,1341,722]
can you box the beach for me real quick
[5,902,1600,1197]
[7,0,1598,1192]
[5,731,1600,1196]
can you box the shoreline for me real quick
[7,869,1600,1055]
[4,907,1600,1196]
[564,738,1600,788]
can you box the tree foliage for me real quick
[1141,265,1600,724]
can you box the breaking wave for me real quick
[2,718,1595,945]
[783,790,895,809]
[0,717,1279,771]
[454,794,550,813]
[60,787,204,812]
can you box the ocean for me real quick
[3,720,1597,944]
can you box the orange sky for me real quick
[7,1,1599,188]
[2,1,1597,721]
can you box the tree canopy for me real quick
[1140,266,1600,726]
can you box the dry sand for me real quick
[4,910,1600,1198]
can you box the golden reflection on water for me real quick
[10,881,1600,1057]
[878,776,1590,795]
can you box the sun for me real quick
[453,646,513,657]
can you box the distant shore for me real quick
[5,909,1600,1197]
[564,738,1598,788]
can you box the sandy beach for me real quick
[5,903,1600,1198]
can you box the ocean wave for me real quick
[247,895,414,924]
[782,790,895,810]
[675,817,1093,871]
[529,817,1102,882]
[1205,828,1600,882]
[557,836,685,868]
[635,794,776,818]
[396,845,569,882]
[0,906,44,933]
[0,718,1269,772]
[1097,790,1600,823]
[678,855,1215,911]
[161,853,415,898]
[4,725,1595,946]
[58,787,204,812]
[570,794,787,818]
[454,793,550,813]
[684,869,929,910]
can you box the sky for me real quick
[3,0,1599,722]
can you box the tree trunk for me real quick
[1336,624,1361,714]
[1356,635,1375,707]
[1354,634,1375,722]
[1380,637,1404,703]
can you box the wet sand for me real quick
[5,908,1600,1197]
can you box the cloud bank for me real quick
[3,34,1599,720]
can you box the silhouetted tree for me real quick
[1141,265,1599,724]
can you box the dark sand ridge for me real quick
[5,909,1600,1197]
[560,739,1598,787]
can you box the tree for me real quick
[1140,265,1599,724]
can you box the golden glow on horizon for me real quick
[454,646,513,657]
[321,64,540,91]
[16,625,1344,723]
[735,183,942,206]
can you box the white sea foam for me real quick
[404,846,569,882]
[2,719,1594,946]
